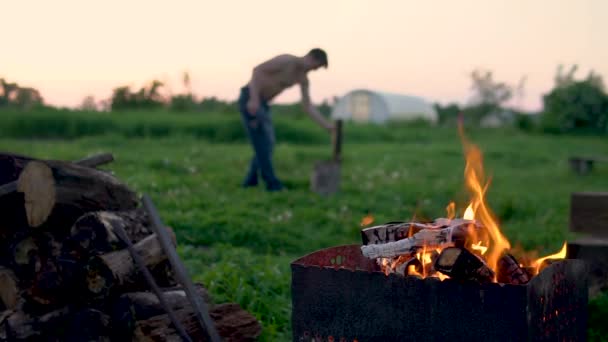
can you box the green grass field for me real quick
[1,110,608,340]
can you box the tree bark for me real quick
[16,160,138,229]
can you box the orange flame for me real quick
[459,124,511,273]
[463,203,475,220]
[446,202,456,220]
[533,242,567,274]
[360,214,374,227]
[471,241,488,255]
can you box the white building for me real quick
[331,89,438,124]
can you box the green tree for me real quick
[541,65,608,134]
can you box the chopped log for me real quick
[0,152,115,198]
[84,230,174,299]
[0,307,70,340]
[16,160,138,228]
[67,209,152,259]
[434,247,495,283]
[497,254,530,285]
[27,258,64,308]
[111,285,212,337]
[9,234,40,283]
[361,220,488,259]
[0,268,19,311]
[63,308,111,342]
[133,303,262,342]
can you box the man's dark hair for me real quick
[308,48,328,68]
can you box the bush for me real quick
[541,67,608,135]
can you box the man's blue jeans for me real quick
[238,86,283,191]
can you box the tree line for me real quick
[1,66,607,135]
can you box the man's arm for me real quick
[300,77,333,132]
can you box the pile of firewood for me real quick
[0,152,261,341]
[361,220,537,285]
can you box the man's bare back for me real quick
[247,54,307,102]
[245,49,333,132]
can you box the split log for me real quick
[26,258,64,309]
[67,209,152,259]
[0,268,19,311]
[0,307,71,340]
[497,254,530,285]
[133,303,262,342]
[434,247,495,283]
[111,285,212,337]
[16,160,138,229]
[9,234,40,283]
[84,230,174,299]
[0,307,110,341]
[361,220,488,259]
[63,308,111,342]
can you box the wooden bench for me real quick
[569,156,608,175]
[567,192,608,298]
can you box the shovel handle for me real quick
[333,119,343,162]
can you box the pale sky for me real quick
[3,0,607,110]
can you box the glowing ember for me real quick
[360,213,375,227]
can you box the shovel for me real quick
[311,119,343,195]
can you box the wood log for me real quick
[67,209,152,260]
[16,160,138,229]
[110,285,212,338]
[0,307,110,341]
[133,303,262,342]
[0,267,19,311]
[63,308,111,342]
[0,307,70,340]
[361,220,488,259]
[26,258,64,309]
[497,253,530,285]
[433,247,495,283]
[0,152,115,198]
[84,231,174,299]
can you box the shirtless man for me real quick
[238,48,334,191]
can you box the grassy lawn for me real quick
[1,115,608,340]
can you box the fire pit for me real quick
[291,244,587,342]
[290,127,589,341]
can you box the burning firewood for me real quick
[496,254,530,285]
[433,247,494,283]
[16,160,138,228]
[360,220,487,259]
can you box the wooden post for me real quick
[332,119,343,162]
[142,194,221,342]
[570,192,608,237]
